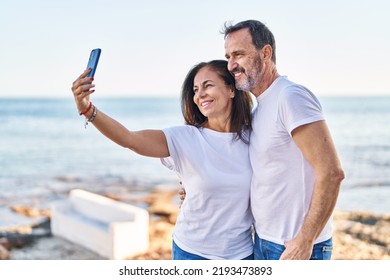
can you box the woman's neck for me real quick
[203,117,231,133]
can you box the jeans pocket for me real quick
[321,246,333,260]
[310,245,333,260]
[264,240,285,260]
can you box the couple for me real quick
[71,20,344,260]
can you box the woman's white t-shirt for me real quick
[161,125,253,260]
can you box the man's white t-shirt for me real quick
[250,76,332,245]
[161,125,253,259]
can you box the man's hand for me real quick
[280,237,313,260]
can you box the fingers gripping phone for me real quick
[86,48,101,78]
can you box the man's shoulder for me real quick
[277,78,318,104]
[278,77,309,93]
[268,76,308,97]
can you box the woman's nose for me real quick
[195,87,206,98]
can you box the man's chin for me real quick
[236,82,251,91]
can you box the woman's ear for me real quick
[230,87,235,98]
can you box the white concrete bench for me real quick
[51,189,149,259]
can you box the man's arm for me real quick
[280,120,345,260]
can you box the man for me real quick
[223,20,345,260]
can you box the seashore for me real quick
[1,188,389,260]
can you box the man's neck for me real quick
[252,67,279,97]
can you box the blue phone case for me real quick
[86,48,101,78]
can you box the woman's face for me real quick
[192,67,234,120]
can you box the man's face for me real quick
[224,28,263,92]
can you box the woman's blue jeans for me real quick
[172,240,254,260]
[254,234,333,260]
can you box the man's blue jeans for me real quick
[254,233,333,260]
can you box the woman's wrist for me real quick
[83,105,95,119]
[79,102,93,116]
[84,105,98,129]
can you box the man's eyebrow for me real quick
[232,50,244,55]
[226,50,243,58]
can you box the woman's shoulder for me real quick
[164,124,198,132]
[163,125,201,138]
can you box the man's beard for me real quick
[235,55,263,92]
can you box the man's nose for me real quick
[227,59,237,72]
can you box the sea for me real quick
[0,96,390,215]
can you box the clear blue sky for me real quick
[1,0,389,98]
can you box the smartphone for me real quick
[86,48,101,78]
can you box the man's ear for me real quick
[261,45,273,61]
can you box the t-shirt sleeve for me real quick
[160,126,183,176]
[278,84,324,135]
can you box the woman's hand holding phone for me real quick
[71,68,95,115]
[71,49,101,116]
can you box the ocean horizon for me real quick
[0,96,390,214]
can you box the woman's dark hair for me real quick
[222,20,276,63]
[181,60,253,143]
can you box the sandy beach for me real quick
[1,188,389,260]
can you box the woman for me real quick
[71,60,254,260]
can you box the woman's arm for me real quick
[71,68,169,158]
